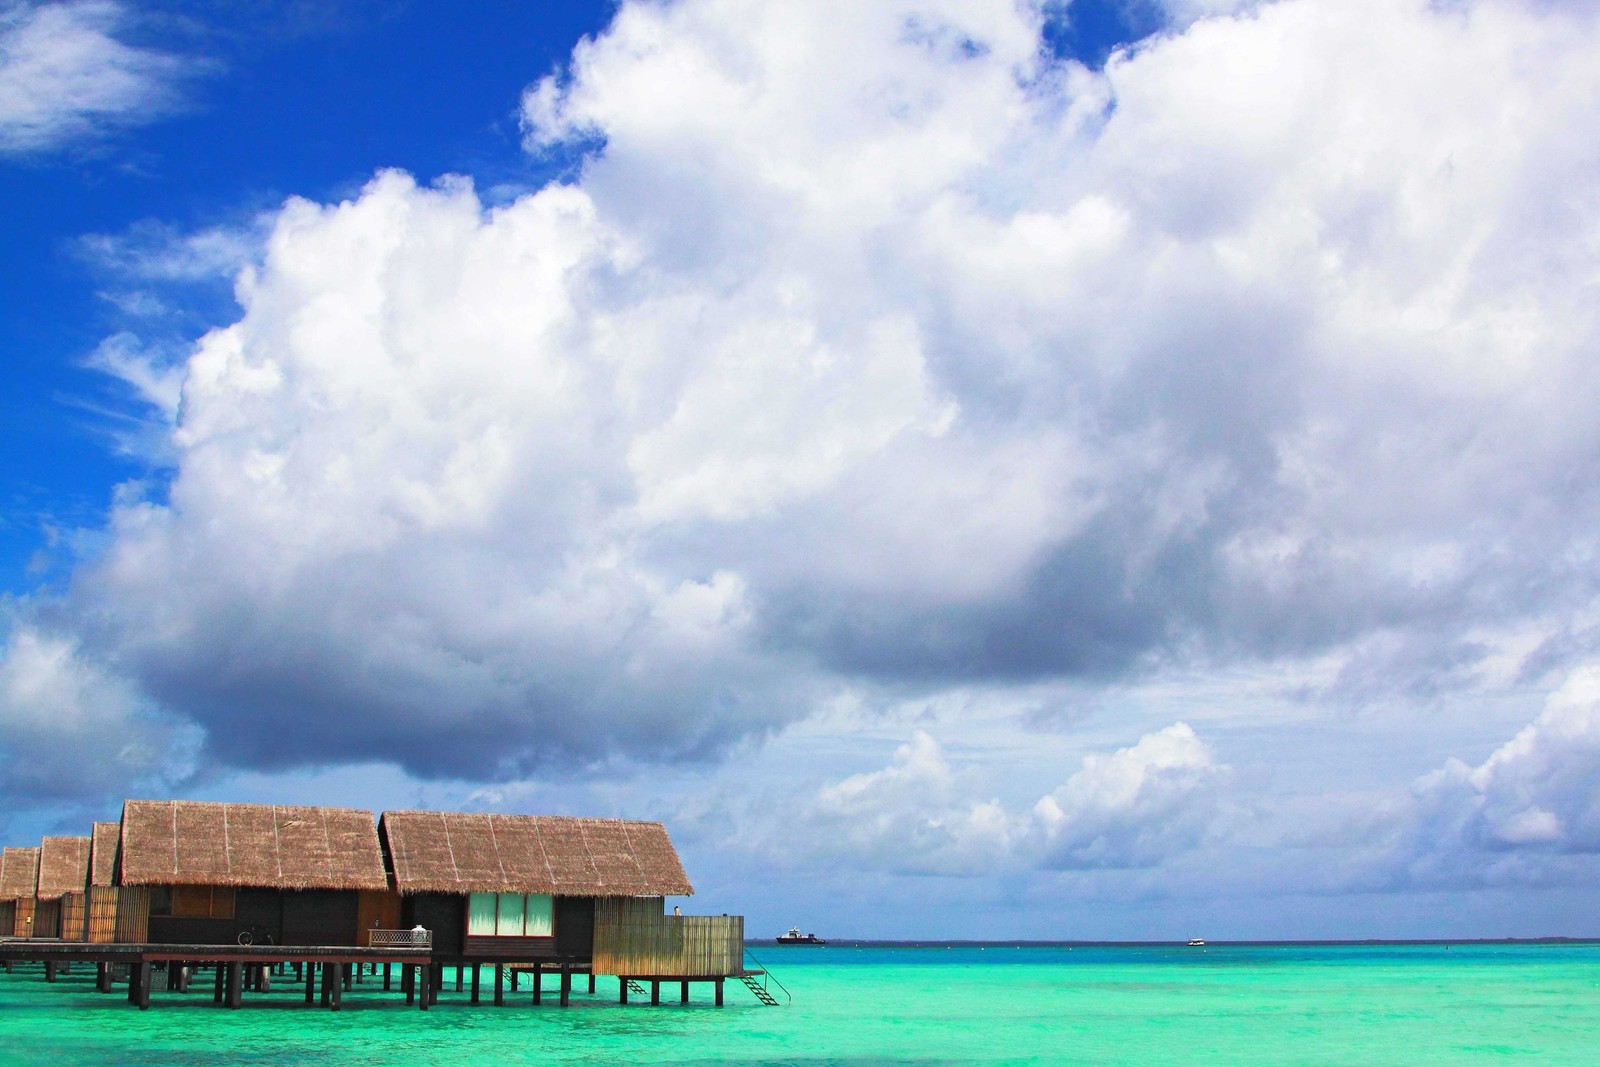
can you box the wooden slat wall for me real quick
[0,901,13,937]
[112,887,150,943]
[60,891,87,941]
[592,898,744,977]
[34,898,61,939]
[13,898,35,939]
[86,886,118,943]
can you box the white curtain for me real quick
[525,893,553,936]
[467,892,498,935]
[496,892,526,936]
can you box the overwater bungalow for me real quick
[0,800,772,1012]
[0,847,40,938]
[35,836,91,940]
[380,811,747,1002]
[118,799,392,946]
[86,821,125,943]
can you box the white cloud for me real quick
[1397,665,1600,886]
[790,723,1225,875]
[0,1,190,153]
[1034,722,1226,868]
[0,626,197,800]
[6,0,1599,845]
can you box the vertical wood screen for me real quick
[592,897,744,977]
[113,887,150,943]
[59,892,87,941]
[13,898,36,939]
[86,887,118,943]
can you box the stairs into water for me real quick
[738,972,780,1005]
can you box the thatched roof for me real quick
[380,811,693,897]
[36,836,91,899]
[0,847,40,901]
[89,821,120,887]
[120,800,388,891]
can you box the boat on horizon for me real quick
[1187,938,1206,947]
[778,926,827,945]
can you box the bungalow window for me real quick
[467,892,553,937]
[152,886,236,919]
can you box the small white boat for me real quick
[777,926,827,945]
[1187,938,1206,947]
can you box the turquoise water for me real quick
[2,943,1598,1065]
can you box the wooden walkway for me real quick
[0,940,767,1011]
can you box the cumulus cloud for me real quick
[0,626,197,800]
[0,1,191,153]
[8,0,1600,810]
[1034,722,1226,867]
[1393,666,1600,887]
[793,723,1225,875]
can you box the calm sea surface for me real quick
[1,942,1597,1065]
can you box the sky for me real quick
[2,0,1600,940]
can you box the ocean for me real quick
[1,942,1596,1065]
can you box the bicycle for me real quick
[236,926,275,946]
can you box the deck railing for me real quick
[369,928,432,949]
[592,900,743,977]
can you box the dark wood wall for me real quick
[556,896,595,957]
[146,888,362,946]
[402,894,465,957]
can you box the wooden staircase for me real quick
[738,971,780,1005]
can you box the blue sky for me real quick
[4,0,1600,939]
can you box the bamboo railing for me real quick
[591,898,744,977]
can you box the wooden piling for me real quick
[471,963,481,1004]
[531,961,542,1005]
[227,962,243,1009]
[494,964,504,1006]
[560,965,572,1007]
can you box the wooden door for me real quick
[355,890,403,946]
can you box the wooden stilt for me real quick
[681,980,689,1005]
[136,962,152,1010]
[620,977,629,1005]
[127,961,143,1005]
[494,964,504,1006]
[531,961,542,1005]
[588,971,596,994]
[45,961,57,982]
[418,966,430,1012]
[343,962,353,992]
[330,969,343,1012]
[305,962,316,1005]
[560,965,571,1007]
[455,964,464,992]
[715,977,724,1006]
[213,964,225,1004]
[403,962,415,1004]
[651,979,660,1006]
[320,963,333,1007]
[259,965,272,993]
[510,969,519,992]
[384,962,392,991]
[98,962,113,994]
[227,962,243,1009]
[471,963,481,1004]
